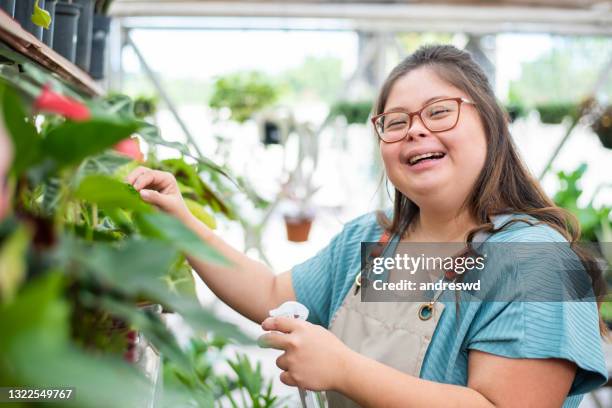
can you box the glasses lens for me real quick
[422,99,459,132]
[376,112,410,142]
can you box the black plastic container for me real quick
[0,0,16,17]
[14,0,46,41]
[73,0,94,71]
[42,0,57,47]
[53,2,80,63]
[89,14,111,79]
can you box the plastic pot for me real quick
[42,0,57,47]
[14,0,45,41]
[0,0,16,17]
[73,0,94,71]
[284,215,314,242]
[89,13,111,79]
[53,2,80,63]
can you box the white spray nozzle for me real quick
[269,301,309,321]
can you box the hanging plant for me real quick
[535,102,578,125]
[592,105,612,149]
[330,100,373,124]
[209,71,279,123]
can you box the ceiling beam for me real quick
[110,2,612,35]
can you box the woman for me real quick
[127,45,608,407]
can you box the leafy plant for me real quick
[553,163,611,243]
[0,75,278,407]
[330,100,372,125]
[209,71,279,123]
[535,102,578,125]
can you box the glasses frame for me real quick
[371,97,476,143]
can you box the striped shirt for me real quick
[291,212,608,407]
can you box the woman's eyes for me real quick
[427,106,453,118]
[386,120,407,129]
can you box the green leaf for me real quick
[43,118,140,167]
[74,174,152,212]
[0,83,42,175]
[31,0,51,29]
[0,225,30,303]
[185,198,217,229]
[135,212,229,267]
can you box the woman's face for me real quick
[379,67,487,210]
[0,126,13,220]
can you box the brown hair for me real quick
[375,44,608,335]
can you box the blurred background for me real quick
[1,0,611,407]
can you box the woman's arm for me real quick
[260,317,577,408]
[338,349,576,408]
[127,166,296,324]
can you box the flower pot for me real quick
[0,0,16,17]
[14,0,45,41]
[42,0,57,48]
[73,0,94,71]
[88,13,111,79]
[284,215,314,242]
[52,2,80,63]
[592,106,612,149]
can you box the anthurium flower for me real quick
[34,84,91,121]
[31,0,51,29]
[114,137,144,162]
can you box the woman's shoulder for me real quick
[336,210,387,243]
[487,213,568,243]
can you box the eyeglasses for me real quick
[371,97,476,143]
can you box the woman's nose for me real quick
[404,115,430,141]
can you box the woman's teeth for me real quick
[408,152,445,166]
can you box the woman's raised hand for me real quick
[126,166,192,223]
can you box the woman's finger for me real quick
[132,171,155,191]
[261,316,303,334]
[139,189,173,211]
[280,371,297,387]
[275,353,289,371]
[257,332,293,351]
[126,166,149,184]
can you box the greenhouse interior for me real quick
[0,0,611,407]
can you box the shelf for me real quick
[0,10,103,97]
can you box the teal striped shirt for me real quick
[291,212,608,407]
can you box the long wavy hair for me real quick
[375,44,608,335]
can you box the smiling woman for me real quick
[127,44,608,408]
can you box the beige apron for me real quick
[323,217,508,408]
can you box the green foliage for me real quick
[553,163,611,242]
[278,56,344,104]
[209,72,279,123]
[535,102,578,125]
[330,100,373,124]
[508,37,612,105]
[0,75,274,406]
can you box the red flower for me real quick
[34,84,91,121]
[114,137,144,162]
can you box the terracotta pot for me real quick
[284,216,313,242]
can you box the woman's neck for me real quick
[406,207,477,243]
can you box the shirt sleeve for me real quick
[466,242,609,396]
[291,229,346,327]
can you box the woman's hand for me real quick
[126,166,193,223]
[259,317,354,392]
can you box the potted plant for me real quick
[330,100,373,125]
[53,1,81,63]
[592,104,612,149]
[209,71,279,123]
[89,0,114,79]
[281,175,319,243]
[535,101,578,125]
